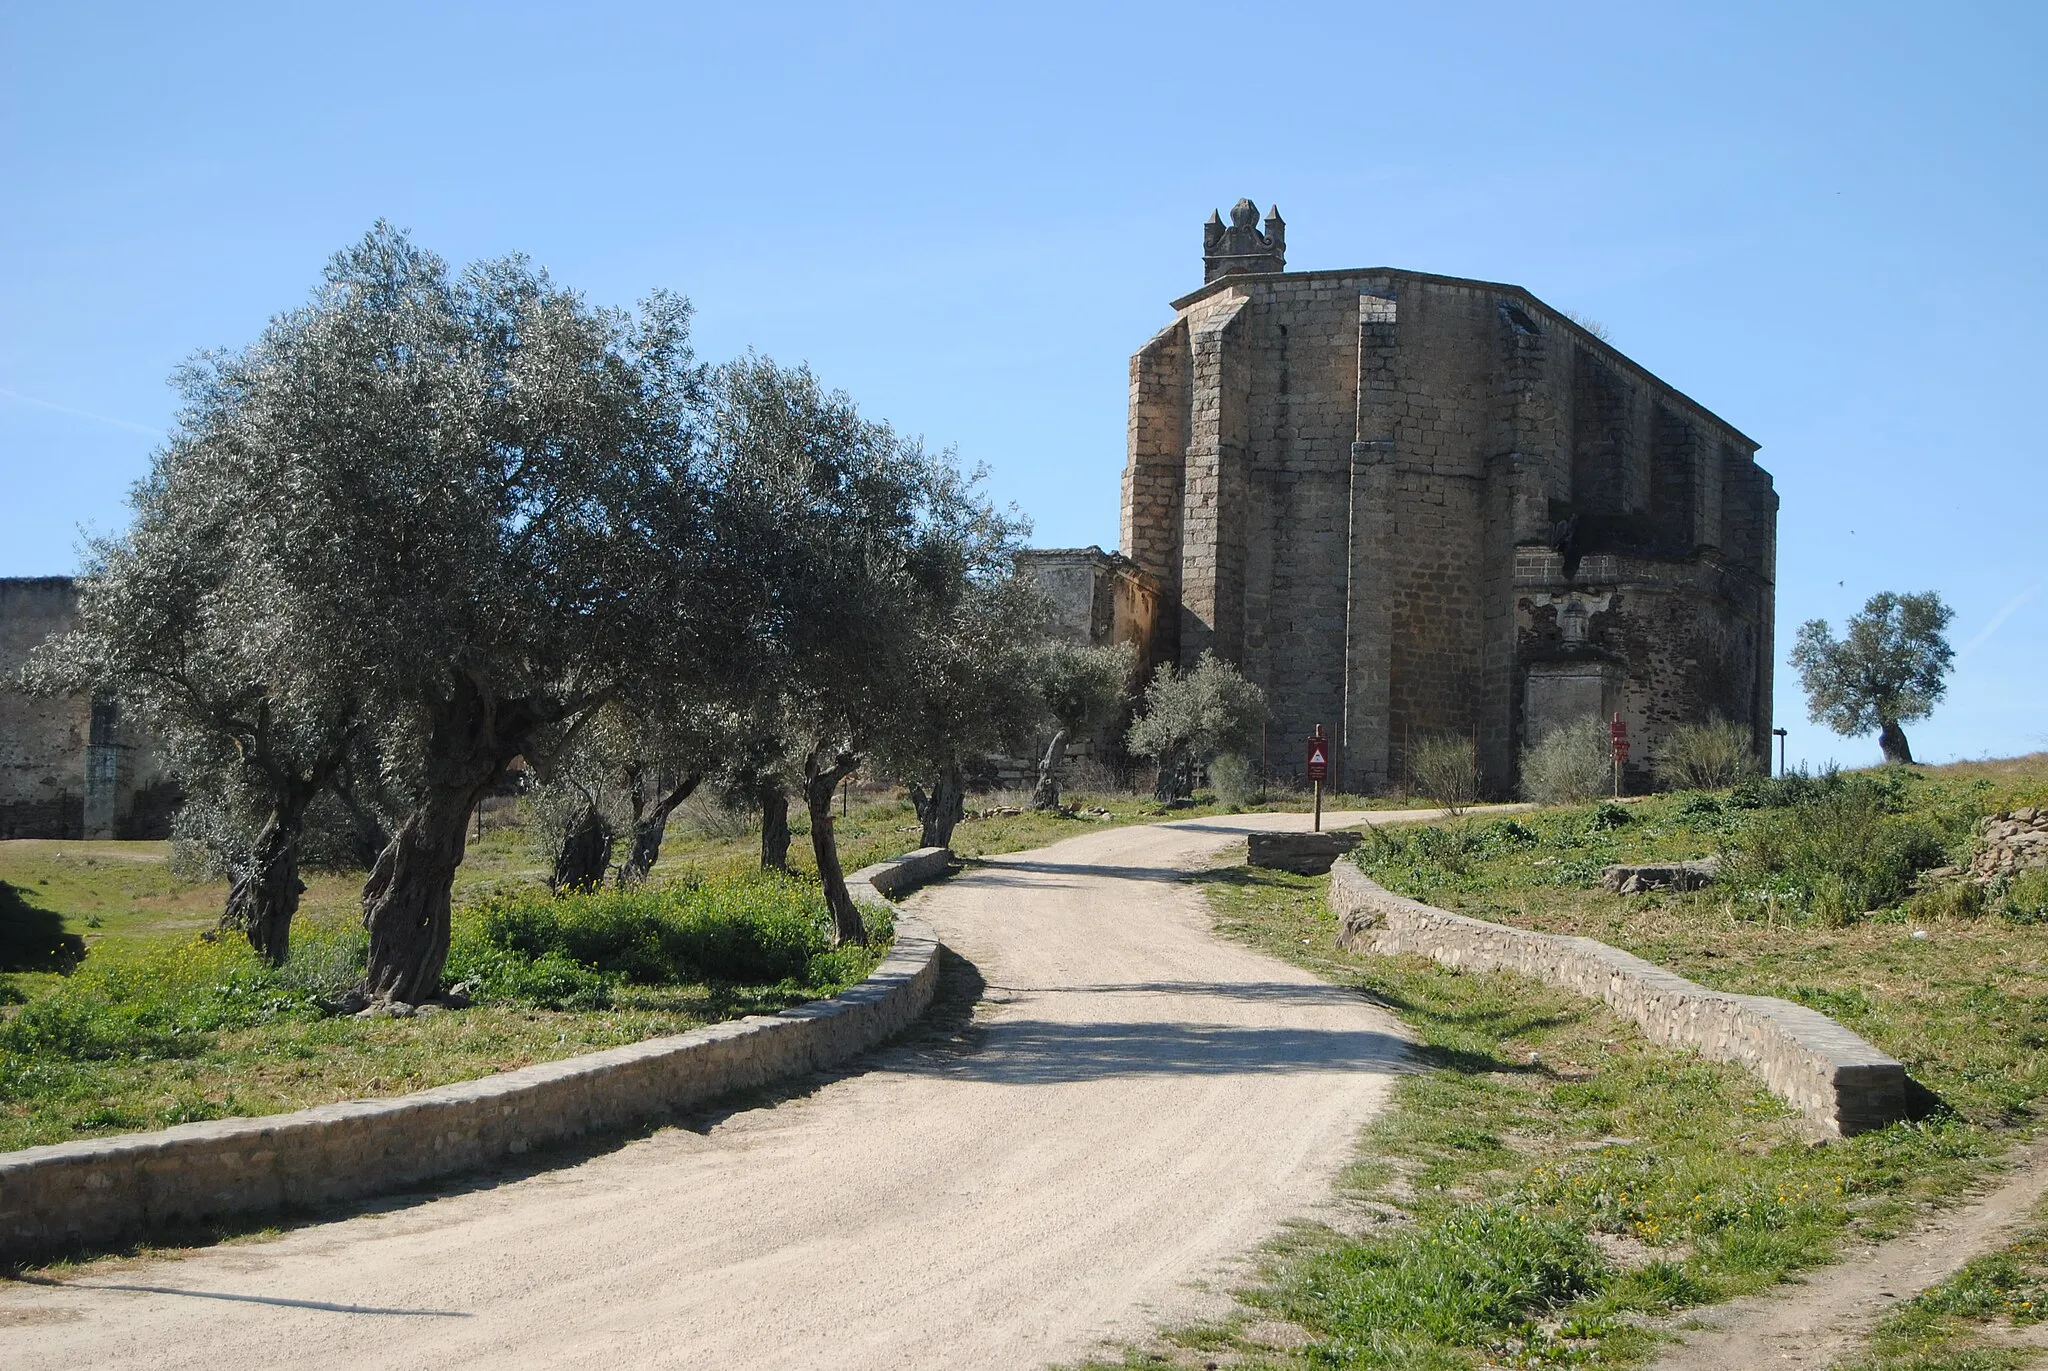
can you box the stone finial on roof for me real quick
[1203,198,1286,283]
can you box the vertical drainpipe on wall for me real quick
[84,695,120,840]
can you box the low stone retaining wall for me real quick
[0,852,951,1263]
[853,845,954,897]
[1329,862,1907,1137]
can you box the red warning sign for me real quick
[1305,728,1330,783]
[1609,714,1630,762]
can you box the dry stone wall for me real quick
[1328,861,1906,1136]
[1967,807,2048,882]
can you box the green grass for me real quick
[1076,754,2048,1370]
[0,870,889,1153]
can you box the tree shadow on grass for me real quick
[0,880,85,974]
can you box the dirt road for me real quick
[2,812,1414,1370]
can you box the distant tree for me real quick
[1126,652,1269,802]
[1027,639,1137,811]
[528,699,731,891]
[1791,591,1955,765]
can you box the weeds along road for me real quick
[2,811,1423,1370]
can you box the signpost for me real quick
[1772,726,1789,778]
[1609,714,1629,799]
[1306,725,1330,831]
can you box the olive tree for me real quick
[25,344,393,964]
[1791,591,1955,765]
[1126,652,1269,801]
[877,575,1047,849]
[707,353,1019,942]
[528,698,732,891]
[44,226,727,1000]
[1026,639,1137,811]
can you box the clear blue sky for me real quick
[2,2,2040,769]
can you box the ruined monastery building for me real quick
[1029,198,1777,794]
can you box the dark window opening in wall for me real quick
[1500,304,1540,335]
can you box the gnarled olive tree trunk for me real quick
[223,809,309,967]
[550,798,614,893]
[758,782,791,871]
[1030,729,1068,812]
[617,773,700,887]
[909,762,966,849]
[1152,748,1189,802]
[1879,719,1914,765]
[803,749,865,946]
[363,681,534,1003]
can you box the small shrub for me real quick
[1209,752,1263,810]
[1677,791,1725,821]
[1720,774,1952,923]
[1997,869,2048,925]
[451,946,619,1011]
[1589,802,1632,830]
[1653,717,1763,791]
[1410,733,1480,814]
[447,869,862,1005]
[1521,717,1613,805]
[1730,765,1840,811]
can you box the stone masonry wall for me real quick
[1329,862,1906,1136]
[1121,246,1776,797]
[0,578,176,839]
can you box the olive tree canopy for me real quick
[707,353,1024,941]
[1126,651,1269,801]
[1791,590,1954,765]
[42,224,729,999]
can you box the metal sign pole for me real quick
[1306,723,1329,832]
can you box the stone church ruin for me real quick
[1027,198,1777,794]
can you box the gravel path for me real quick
[1,811,1415,1370]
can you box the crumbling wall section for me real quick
[0,578,176,839]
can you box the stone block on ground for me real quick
[1248,830,1361,875]
[1598,857,1721,894]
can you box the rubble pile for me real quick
[1969,807,2048,882]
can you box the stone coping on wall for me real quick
[1328,861,1907,1137]
[0,851,952,1263]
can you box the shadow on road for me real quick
[985,979,1372,1009]
[958,858,1189,886]
[6,1273,467,1317]
[905,1018,1408,1084]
